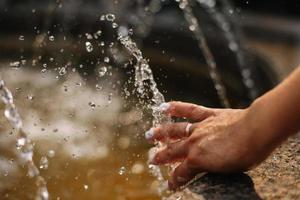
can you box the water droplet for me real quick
[36,177,49,200]
[189,25,196,31]
[39,156,49,170]
[95,84,102,91]
[119,166,126,175]
[27,94,34,100]
[100,15,106,21]
[229,42,238,51]
[47,150,55,158]
[108,93,113,104]
[118,26,129,37]
[16,138,26,149]
[10,61,20,67]
[59,67,67,76]
[96,30,102,36]
[85,41,93,52]
[112,22,118,29]
[19,35,25,40]
[106,14,115,21]
[4,171,8,177]
[49,35,55,41]
[179,1,187,9]
[97,66,107,77]
[21,59,26,65]
[88,102,96,109]
[104,57,110,63]
[85,33,93,40]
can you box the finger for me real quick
[146,122,196,142]
[168,160,203,190]
[150,140,189,165]
[159,101,215,121]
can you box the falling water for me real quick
[117,22,170,194]
[177,0,230,108]
[197,0,258,99]
[0,80,49,200]
[97,14,173,193]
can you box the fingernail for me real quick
[159,103,170,112]
[145,128,155,140]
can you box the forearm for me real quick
[248,67,300,148]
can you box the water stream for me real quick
[115,17,170,194]
[0,80,49,200]
[178,0,230,108]
[196,0,258,99]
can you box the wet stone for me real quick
[167,134,300,200]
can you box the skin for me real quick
[146,67,300,190]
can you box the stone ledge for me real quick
[167,134,300,200]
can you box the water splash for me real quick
[178,0,230,108]
[99,16,170,193]
[0,80,49,200]
[196,0,258,99]
[118,31,169,192]
[85,41,94,52]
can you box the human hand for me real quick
[145,101,275,190]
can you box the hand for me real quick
[145,101,275,190]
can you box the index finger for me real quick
[159,101,215,121]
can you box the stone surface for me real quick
[167,134,300,200]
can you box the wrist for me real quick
[246,96,286,152]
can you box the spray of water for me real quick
[0,80,49,200]
[115,18,171,194]
[177,0,230,108]
[196,0,258,99]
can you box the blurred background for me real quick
[0,0,299,199]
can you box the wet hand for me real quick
[145,101,272,190]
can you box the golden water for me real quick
[0,68,160,200]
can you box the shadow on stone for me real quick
[188,173,261,200]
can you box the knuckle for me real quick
[188,135,198,144]
[189,104,198,113]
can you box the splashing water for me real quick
[197,0,258,99]
[0,80,49,200]
[92,15,169,125]
[95,15,171,193]
[177,0,230,108]
[85,41,94,52]
[117,24,170,194]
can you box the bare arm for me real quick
[145,67,300,190]
[248,67,300,148]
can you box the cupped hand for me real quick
[145,101,272,190]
